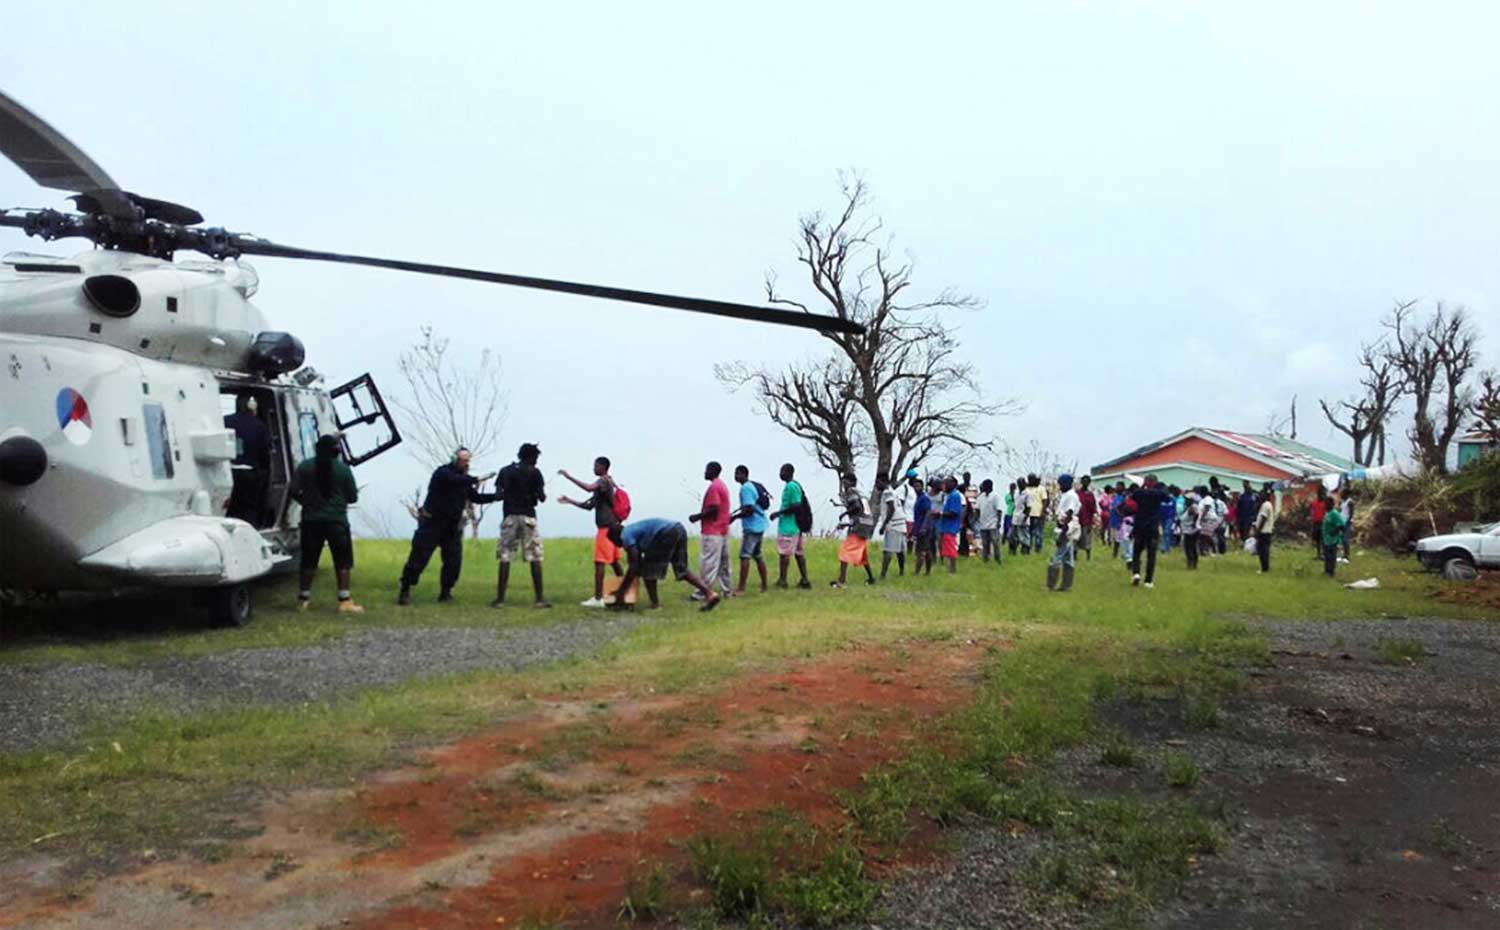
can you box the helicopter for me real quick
[0,90,861,627]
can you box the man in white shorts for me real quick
[876,471,909,578]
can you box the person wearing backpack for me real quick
[767,462,812,589]
[729,464,770,594]
[559,456,627,608]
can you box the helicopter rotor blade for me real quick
[0,91,118,195]
[234,239,864,335]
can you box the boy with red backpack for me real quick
[559,456,630,607]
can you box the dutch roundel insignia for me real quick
[56,387,92,445]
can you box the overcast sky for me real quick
[5,2,1497,535]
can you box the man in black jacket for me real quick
[1128,474,1172,589]
[398,448,499,604]
[492,443,550,608]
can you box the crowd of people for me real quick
[285,440,1361,611]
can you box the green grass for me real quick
[1164,752,1201,789]
[0,539,1487,876]
[1375,637,1428,665]
[1098,732,1138,768]
[686,813,878,927]
[618,861,670,922]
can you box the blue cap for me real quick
[1058,473,1074,490]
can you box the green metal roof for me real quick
[1243,434,1355,471]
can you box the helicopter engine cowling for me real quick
[2,250,271,375]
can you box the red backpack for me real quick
[612,484,632,521]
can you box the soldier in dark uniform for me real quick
[398,448,499,604]
[224,395,271,525]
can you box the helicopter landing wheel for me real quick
[206,582,253,628]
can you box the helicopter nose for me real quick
[0,435,47,486]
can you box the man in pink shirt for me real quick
[689,460,733,598]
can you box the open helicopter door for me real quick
[329,373,401,465]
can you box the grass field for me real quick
[1,536,1490,926]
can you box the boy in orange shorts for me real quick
[831,473,876,588]
[558,456,624,607]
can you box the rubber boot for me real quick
[1046,564,1059,590]
[1059,565,1075,592]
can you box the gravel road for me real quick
[0,616,643,753]
[873,616,1500,930]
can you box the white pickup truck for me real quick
[1415,522,1500,573]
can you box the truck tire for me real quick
[206,583,253,627]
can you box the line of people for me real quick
[388,449,833,611]
[287,438,1353,612]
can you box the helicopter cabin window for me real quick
[297,412,319,463]
[142,402,175,480]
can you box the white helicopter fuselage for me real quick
[0,250,389,599]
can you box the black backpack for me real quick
[751,480,772,511]
[789,481,814,533]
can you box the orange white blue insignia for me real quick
[56,388,92,445]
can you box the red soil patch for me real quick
[1435,570,1500,610]
[347,640,990,929]
[0,639,994,930]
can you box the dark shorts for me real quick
[301,521,353,571]
[641,523,690,581]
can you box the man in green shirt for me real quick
[290,435,363,614]
[1321,492,1345,578]
[767,462,811,589]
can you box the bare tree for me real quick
[1321,340,1406,467]
[391,326,509,536]
[996,439,1076,480]
[1318,395,1374,465]
[1357,342,1403,465]
[1472,369,1500,444]
[1383,301,1479,474]
[1265,395,1298,439]
[715,357,863,475]
[717,175,1017,484]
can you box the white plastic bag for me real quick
[1344,577,1380,590]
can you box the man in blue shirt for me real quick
[940,475,964,574]
[729,465,770,594]
[607,518,721,610]
[911,478,934,575]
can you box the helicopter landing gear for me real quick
[203,582,252,628]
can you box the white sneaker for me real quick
[1337,557,1350,564]
[1131,573,1141,586]
[1144,582,1154,589]
[580,597,605,608]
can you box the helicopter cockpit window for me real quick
[143,402,175,480]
